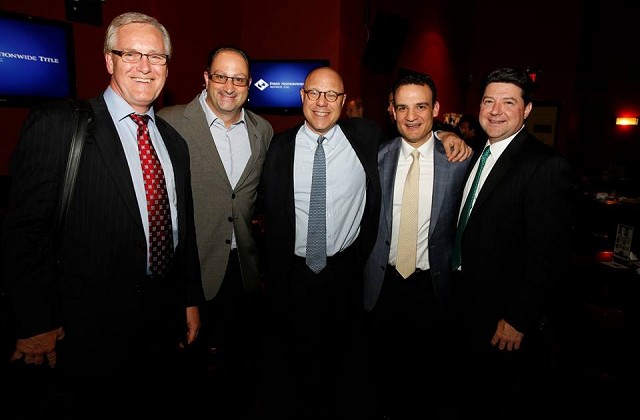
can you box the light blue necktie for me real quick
[451,146,491,270]
[306,135,327,273]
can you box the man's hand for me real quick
[182,306,201,348]
[11,327,65,367]
[438,131,473,162]
[491,319,524,351]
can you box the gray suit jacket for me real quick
[363,135,470,312]
[158,95,273,300]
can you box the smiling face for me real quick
[105,22,168,114]
[300,67,346,135]
[204,50,250,124]
[479,82,532,143]
[393,83,440,148]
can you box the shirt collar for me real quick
[199,89,246,128]
[400,132,434,159]
[104,86,156,123]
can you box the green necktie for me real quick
[451,146,491,270]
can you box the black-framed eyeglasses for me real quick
[111,50,169,65]
[208,73,250,87]
[303,89,345,102]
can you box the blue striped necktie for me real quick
[306,135,327,273]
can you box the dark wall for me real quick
[1,0,638,181]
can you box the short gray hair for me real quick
[103,12,172,57]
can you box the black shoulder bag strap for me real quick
[53,98,93,245]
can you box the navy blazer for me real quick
[1,95,203,339]
[363,135,470,312]
[455,128,572,342]
[260,118,383,284]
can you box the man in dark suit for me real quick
[1,12,204,417]
[451,67,573,420]
[364,71,471,419]
[259,66,380,420]
[158,46,273,419]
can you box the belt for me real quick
[388,265,431,279]
[294,245,357,265]
[136,272,169,294]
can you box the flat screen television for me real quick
[247,59,329,115]
[0,11,76,107]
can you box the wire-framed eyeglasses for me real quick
[303,89,345,102]
[208,73,250,87]
[111,50,169,65]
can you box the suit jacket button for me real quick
[231,193,236,199]
[225,239,231,244]
[228,216,233,222]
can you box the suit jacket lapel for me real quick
[339,121,378,189]
[184,98,232,189]
[380,140,400,235]
[281,126,299,229]
[88,97,142,230]
[430,138,450,234]
[472,131,526,215]
[236,112,264,190]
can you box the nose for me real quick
[136,56,152,72]
[316,94,329,105]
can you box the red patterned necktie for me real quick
[130,113,174,276]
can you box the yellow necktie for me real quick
[396,149,420,278]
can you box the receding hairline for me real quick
[304,66,344,91]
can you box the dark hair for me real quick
[482,67,534,105]
[206,46,251,76]
[392,71,437,103]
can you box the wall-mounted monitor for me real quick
[247,59,329,115]
[0,11,76,107]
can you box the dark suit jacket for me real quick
[455,128,572,344]
[158,96,273,300]
[1,95,203,343]
[260,118,382,285]
[364,135,470,312]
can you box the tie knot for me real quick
[317,135,325,146]
[410,149,420,160]
[130,113,150,127]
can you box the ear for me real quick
[105,52,114,75]
[433,101,440,118]
[524,102,533,120]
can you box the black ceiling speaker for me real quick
[65,0,103,26]
[362,11,409,74]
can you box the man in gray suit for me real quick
[157,46,273,419]
[363,71,471,419]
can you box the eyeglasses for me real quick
[303,89,345,102]
[208,73,250,87]
[111,50,169,66]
